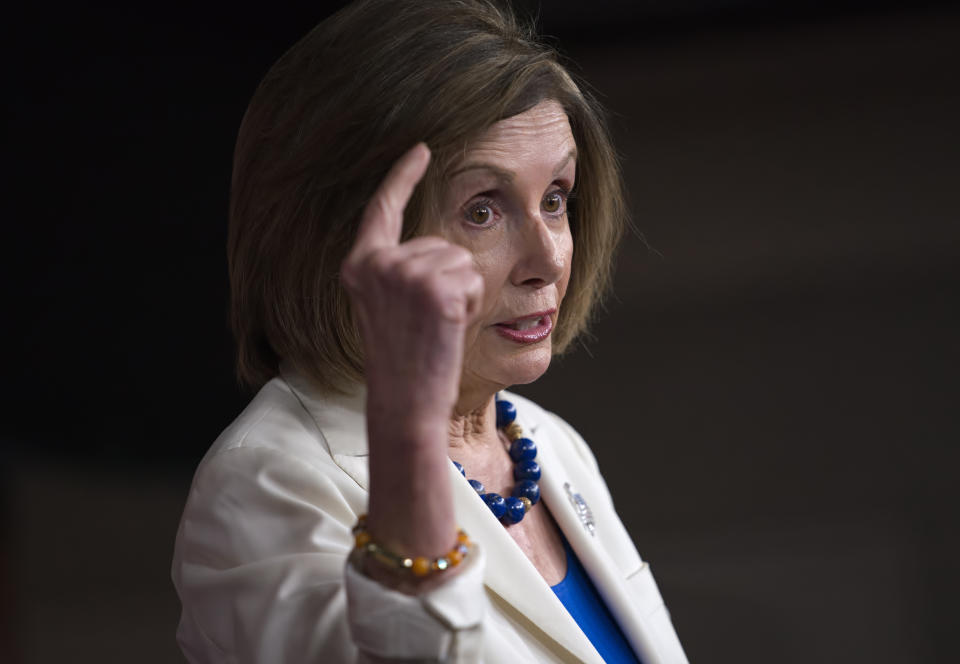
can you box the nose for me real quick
[509,209,568,289]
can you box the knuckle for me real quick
[469,271,485,294]
[366,249,395,276]
[426,274,461,313]
[438,293,468,322]
[418,271,445,299]
[452,245,474,263]
[396,258,426,285]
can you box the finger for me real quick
[344,238,460,289]
[459,266,485,322]
[389,237,471,264]
[395,243,474,279]
[351,143,431,258]
[433,266,485,323]
[390,235,450,259]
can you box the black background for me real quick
[4,1,959,662]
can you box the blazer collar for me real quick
[280,365,369,458]
[280,367,655,663]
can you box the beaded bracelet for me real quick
[352,514,471,577]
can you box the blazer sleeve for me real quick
[172,445,487,663]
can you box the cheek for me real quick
[470,250,510,312]
[435,223,502,315]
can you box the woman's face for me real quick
[435,99,576,402]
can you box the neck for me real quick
[448,391,499,450]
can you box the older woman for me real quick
[172,1,688,662]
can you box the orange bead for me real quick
[411,556,431,577]
[354,531,371,548]
[448,549,464,566]
[457,531,470,545]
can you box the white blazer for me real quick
[172,368,688,663]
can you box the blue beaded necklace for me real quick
[452,396,541,525]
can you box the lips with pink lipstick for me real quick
[493,309,555,343]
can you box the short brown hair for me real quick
[228,0,627,392]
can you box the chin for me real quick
[463,327,557,394]
[492,344,554,388]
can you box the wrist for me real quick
[365,377,457,430]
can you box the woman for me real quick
[172,1,688,662]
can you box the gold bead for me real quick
[506,422,524,441]
[411,556,431,577]
[354,531,371,548]
[519,497,532,512]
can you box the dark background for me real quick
[4,1,958,662]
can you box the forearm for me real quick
[363,394,461,592]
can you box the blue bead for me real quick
[453,461,465,476]
[509,437,537,462]
[502,496,526,524]
[496,400,517,428]
[468,479,484,494]
[512,479,540,505]
[513,459,541,482]
[482,493,506,519]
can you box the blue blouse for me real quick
[550,535,642,663]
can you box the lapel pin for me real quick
[564,482,596,536]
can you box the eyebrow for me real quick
[448,149,577,181]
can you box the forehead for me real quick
[454,100,576,170]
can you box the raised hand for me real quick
[342,143,484,425]
[340,143,484,564]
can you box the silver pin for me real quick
[564,482,595,536]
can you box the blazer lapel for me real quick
[448,460,605,664]
[535,424,665,664]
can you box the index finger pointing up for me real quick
[351,142,431,258]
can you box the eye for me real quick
[542,191,566,215]
[464,199,497,226]
[470,204,493,224]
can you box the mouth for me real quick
[493,309,555,344]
